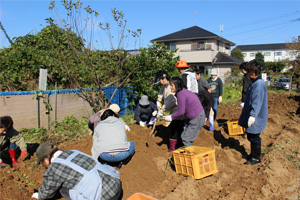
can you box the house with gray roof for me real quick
[151,26,242,81]
[235,43,298,63]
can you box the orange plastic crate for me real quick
[172,146,218,179]
[227,120,245,135]
[127,193,157,200]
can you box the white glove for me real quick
[218,96,222,103]
[240,102,244,108]
[32,192,39,199]
[139,121,145,127]
[125,124,131,131]
[248,116,255,127]
[164,115,172,122]
[152,110,158,117]
[156,101,161,109]
[157,111,163,118]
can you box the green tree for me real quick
[265,61,286,73]
[255,52,265,71]
[0,24,82,91]
[231,48,244,61]
[125,42,180,102]
[48,0,143,111]
[286,37,300,91]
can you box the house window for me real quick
[225,44,230,50]
[276,52,282,56]
[250,53,256,57]
[197,41,206,50]
[243,53,247,57]
[166,43,176,51]
[263,52,271,56]
[217,41,220,51]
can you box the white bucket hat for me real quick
[139,95,150,106]
[211,70,217,75]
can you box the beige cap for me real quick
[109,104,120,114]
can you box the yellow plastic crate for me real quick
[227,120,245,135]
[172,146,218,179]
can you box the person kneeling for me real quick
[33,143,122,200]
[92,109,135,169]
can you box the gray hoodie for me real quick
[92,116,130,158]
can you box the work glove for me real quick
[240,102,244,108]
[156,101,161,109]
[157,110,163,118]
[32,192,38,199]
[218,96,222,103]
[163,115,172,122]
[125,124,131,131]
[152,110,158,117]
[20,150,28,160]
[139,121,145,127]
[248,116,255,127]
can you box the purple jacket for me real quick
[171,88,203,120]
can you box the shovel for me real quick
[146,108,161,147]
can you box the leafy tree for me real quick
[47,0,143,112]
[0,24,82,91]
[125,42,180,102]
[265,61,286,73]
[231,48,244,61]
[286,37,300,91]
[255,52,265,71]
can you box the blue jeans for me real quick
[212,97,219,120]
[9,143,17,149]
[99,141,135,163]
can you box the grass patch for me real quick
[20,115,90,144]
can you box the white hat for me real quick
[109,104,120,114]
[139,95,150,106]
[211,70,217,75]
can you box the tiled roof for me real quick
[235,43,288,51]
[151,26,235,45]
[215,52,243,64]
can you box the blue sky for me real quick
[1,0,300,50]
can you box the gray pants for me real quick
[181,111,205,146]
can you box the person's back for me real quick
[92,116,130,158]
[182,69,198,93]
[37,148,121,200]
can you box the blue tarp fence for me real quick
[0,86,136,116]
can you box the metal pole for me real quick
[55,82,57,127]
[47,94,50,130]
[36,91,40,128]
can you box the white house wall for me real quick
[175,50,215,62]
[242,49,297,62]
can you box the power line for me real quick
[225,10,299,31]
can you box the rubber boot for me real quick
[168,139,177,152]
[209,116,214,131]
[8,149,20,165]
[244,144,261,165]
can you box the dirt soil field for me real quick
[1,92,300,200]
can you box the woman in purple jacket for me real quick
[164,77,206,147]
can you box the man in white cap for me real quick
[134,95,157,127]
[207,69,223,130]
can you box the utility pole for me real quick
[195,12,197,25]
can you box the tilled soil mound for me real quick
[1,92,299,200]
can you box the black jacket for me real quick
[241,74,251,102]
